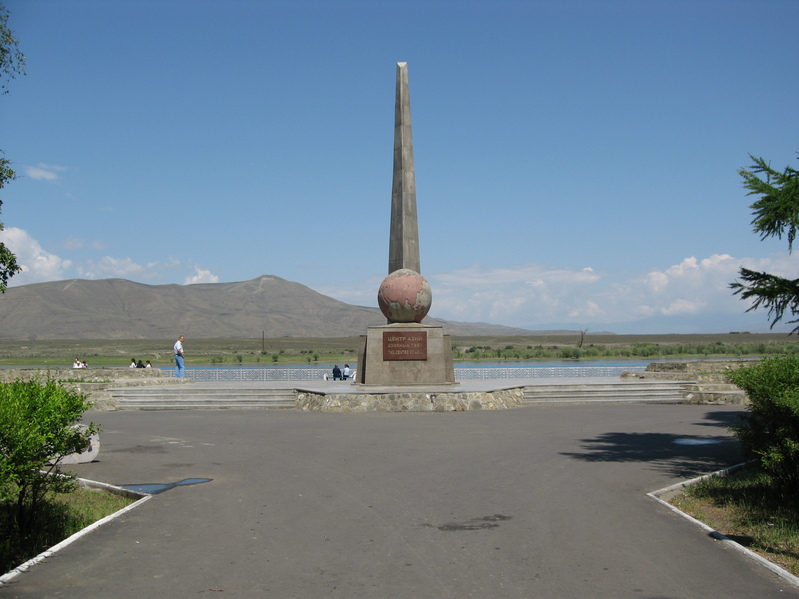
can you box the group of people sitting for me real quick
[130,358,153,369]
[72,358,89,369]
[326,364,353,381]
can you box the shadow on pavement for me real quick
[697,409,747,430]
[561,410,744,479]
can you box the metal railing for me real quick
[454,365,646,379]
[161,365,647,382]
[163,368,324,382]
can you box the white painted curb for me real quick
[648,462,799,588]
[0,478,151,585]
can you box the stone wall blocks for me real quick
[294,387,525,412]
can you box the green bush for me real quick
[0,378,98,534]
[728,356,799,494]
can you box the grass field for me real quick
[1,487,134,575]
[0,332,796,367]
[670,467,799,576]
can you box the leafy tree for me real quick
[728,356,799,495]
[0,379,98,534]
[0,3,25,94]
[730,151,799,332]
[0,3,25,292]
[0,153,20,292]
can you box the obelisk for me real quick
[355,62,455,386]
[388,62,420,275]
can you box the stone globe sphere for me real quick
[377,269,433,323]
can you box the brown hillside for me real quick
[0,275,534,340]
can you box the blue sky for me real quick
[1,0,798,333]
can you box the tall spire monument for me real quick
[356,63,455,386]
[389,62,420,275]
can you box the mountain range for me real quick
[0,275,538,340]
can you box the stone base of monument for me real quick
[355,323,456,386]
[296,386,526,412]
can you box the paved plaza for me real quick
[3,402,799,598]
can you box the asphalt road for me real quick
[3,403,798,599]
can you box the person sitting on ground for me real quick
[73,357,82,369]
[137,360,145,368]
[332,365,342,380]
[343,364,351,380]
[130,358,137,368]
[145,360,152,368]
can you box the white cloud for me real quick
[0,227,73,284]
[0,228,214,287]
[62,237,84,250]
[184,266,219,285]
[77,256,155,280]
[4,223,799,333]
[24,163,67,181]
[661,298,706,316]
[427,263,605,324]
[433,263,601,288]
[318,253,799,331]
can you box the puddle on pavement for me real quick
[122,477,212,495]
[673,438,723,446]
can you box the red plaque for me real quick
[383,331,428,360]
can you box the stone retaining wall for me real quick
[0,368,190,411]
[0,367,166,383]
[622,360,754,405]
[642,360,756,374]
[297,387,526,412]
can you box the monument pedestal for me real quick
[356,323,456,386]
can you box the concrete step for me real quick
[111,387,294,398]
[524,381,692,404]
[117,399,297,410]
[111,386,297,410]
[623,371,734,384]
[621,368,751,405]
[107,379,743,409]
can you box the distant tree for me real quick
[0,3,25,292]
[578,328,589,348]
[730,151,799,333]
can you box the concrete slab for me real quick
[182,377,625,395]
[4,404,796,598]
